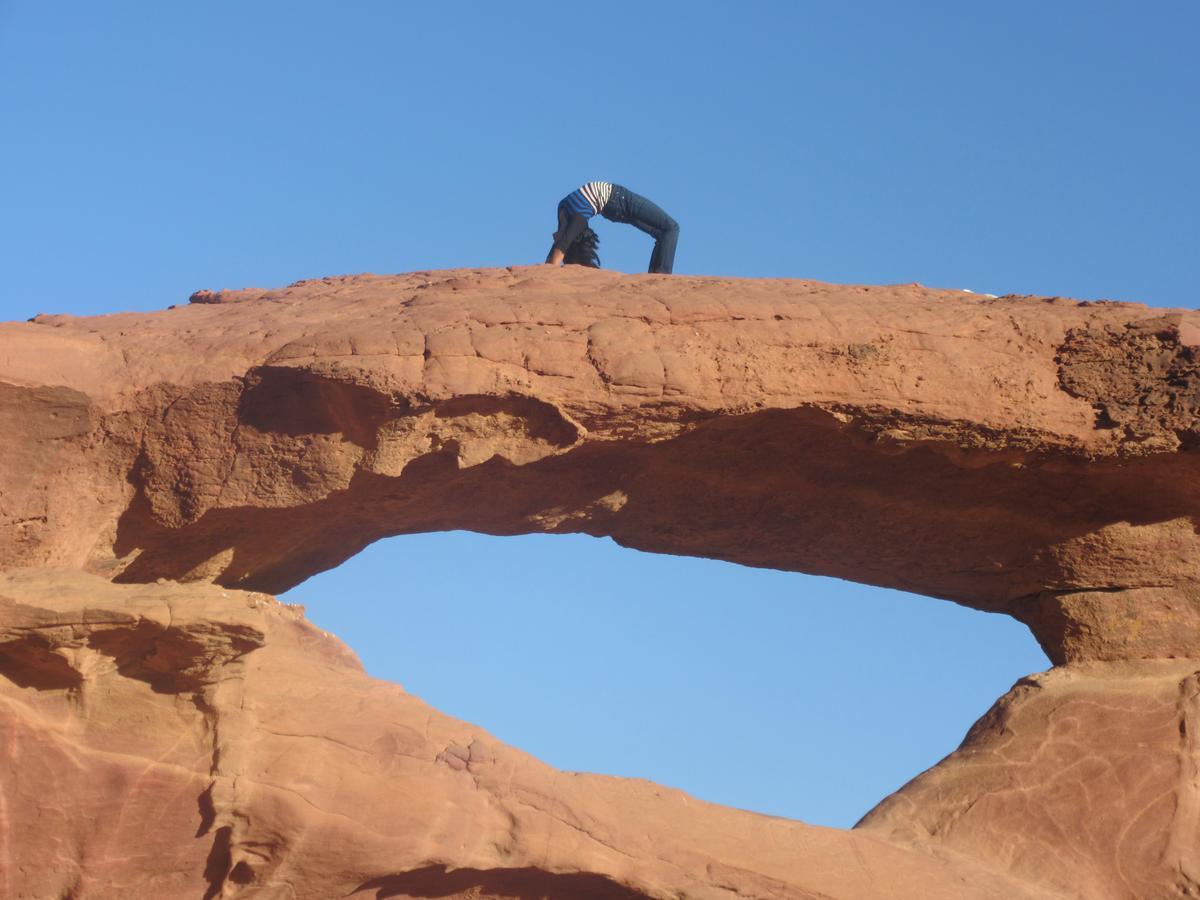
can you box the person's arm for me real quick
[545,212,587,265]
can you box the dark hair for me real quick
[563,227,601,268]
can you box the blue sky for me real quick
[2,2,1196,827]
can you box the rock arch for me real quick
[2,266,1198,897]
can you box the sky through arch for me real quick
[282,531,1049,829]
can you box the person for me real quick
[546,181,679,274]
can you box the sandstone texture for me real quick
[1,570,1052,900]
[859,659,1200,899]
[2,265,1199,898]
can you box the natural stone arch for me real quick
[3,266,1200,898]
[7,267,1200,662]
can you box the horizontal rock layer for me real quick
[3,266,1200,661]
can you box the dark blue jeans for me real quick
[603,185,679,274]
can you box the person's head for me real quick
[563,227,601,268]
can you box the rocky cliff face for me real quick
[2,266,1198,898]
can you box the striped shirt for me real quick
[562,181,613,218]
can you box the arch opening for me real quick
[282,529,1050,828]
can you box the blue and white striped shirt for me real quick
[562,181,613,219]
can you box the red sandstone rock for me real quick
[3,267,1200,660]
[859,659,1200,899]
[0,570,1052,900]
[2,267,1200,898]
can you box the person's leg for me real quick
[650,218,679,274]
[621,190,679,274]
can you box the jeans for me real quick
[603,185,679,274]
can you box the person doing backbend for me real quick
[546,181,679,274]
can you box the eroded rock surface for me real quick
[4,267,1200,661]
[0,570,1052,900]
[2,267,1200,898]
[859,660,1200,898]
